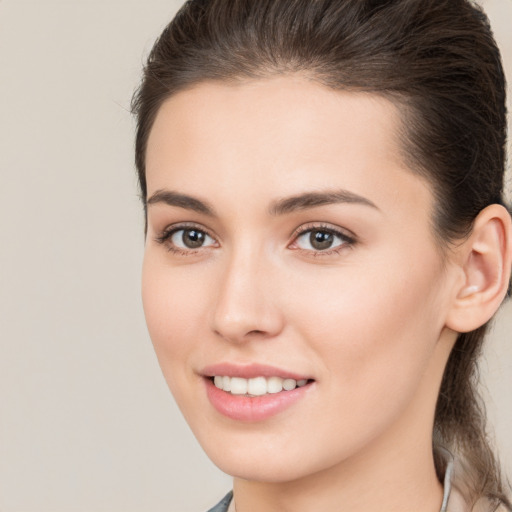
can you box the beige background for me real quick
[0,1,511,511]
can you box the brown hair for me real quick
[132,0,510,507]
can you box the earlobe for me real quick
[446,204,512,333]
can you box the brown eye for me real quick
[294,227,352,252]
[170,228,215,249]
[310,231,334,250]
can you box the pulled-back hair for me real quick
[132,0,510,508]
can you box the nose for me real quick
[210,250,285,344]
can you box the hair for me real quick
[132,0,510,508]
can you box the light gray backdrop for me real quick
[0,1,511,511]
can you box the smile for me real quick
[212,376,309,396]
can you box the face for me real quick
[142,77,458,483]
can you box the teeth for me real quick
[212,376,309,395]
[230,377,248,395]
[283,378,296,391]
[267,376,284,394]
[247,377,267,396]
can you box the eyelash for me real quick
[154,222,356,257]
[290,223,356,256]
[155,223,218,256]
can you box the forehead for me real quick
[147,76,404,174]
[145,76,434,224]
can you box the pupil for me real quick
[183,229,205,248]
[310,230,333,250]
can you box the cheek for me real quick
[284,247,447,404]
[141,254,206,380]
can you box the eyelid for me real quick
[153,221,355,256]
[290,222,356,242]
[288,222,357,254]
[154,222,219,251]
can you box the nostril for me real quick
[247,330,265,336]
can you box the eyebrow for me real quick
[268,190,379,216]
[147,189,216,216]
[146,188,379,217]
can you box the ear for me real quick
[446,204,512,333]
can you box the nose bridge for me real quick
[211,242,283,343]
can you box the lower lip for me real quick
[204,378,313,422]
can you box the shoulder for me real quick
[206,491,233,512]
[447,486,511,512]
[437,448,511,512]
[470,499,511,512]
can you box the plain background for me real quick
[0,1,511,511]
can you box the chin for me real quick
[193,427,348,484]
[213,456,311,483]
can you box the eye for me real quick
[170,228,216,250]
[155,224,218,254]
[292,226,354,253]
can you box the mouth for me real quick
[201,364,315,422]
[209,375,313,396]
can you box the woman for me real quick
[132,1,512,511]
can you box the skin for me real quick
[142,76,476,512]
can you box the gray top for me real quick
[207,491,233,512]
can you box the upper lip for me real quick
[200,362,313,381]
